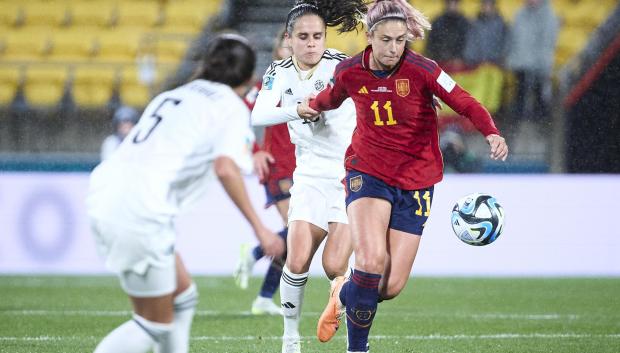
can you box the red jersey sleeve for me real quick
[426,66,500,137]
[309,64,349,112]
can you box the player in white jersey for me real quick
[251,1,367,352]
[87,35,285,353]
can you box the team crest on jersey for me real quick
[350,175,363,192]
[263,76,275,90]
[278,178,292,194]
[396,79,410,97]
[314,80,325,91]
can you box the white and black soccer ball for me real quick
[451,193,504,246]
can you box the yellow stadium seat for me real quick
[48,30,97,63]
[1,30,50,61]
[69,1,116,28]
[23,65,68,107]
[0,66,22,105]
[116,1,162,28]
[556,26,591,65]
[412,1,443,21]
[161,1,222,33]
[72,66,118,107]
[119,65,172,108]
[22,1,69,27]
[326,26,367,56]
[119,66,154,108]
[0,2,24,27]
[154,37,190,64]
[96,30,143,63]
[497,1,523,22]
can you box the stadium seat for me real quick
[48,30,97,63]
[0,2,23,27]
[326,26,367,56]
[556,26,591,66]
[119,65,172,108]
[116,1,162,28]
[69,1,116,28]
[119,66,154,108]
[0,65,21,106]
[23,65,68,107]
[22,1,69,27]
[71,66,117,108]
[0,30,50,61]
[161,1,222,34]
[96,30,143,63]
[153,36,190,64]
[413,1,443,21]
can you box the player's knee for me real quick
[322,257,347,280]
[285,259,309,274]
[379,277,406,300]
[355,252,385,274]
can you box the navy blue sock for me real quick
[258,228,288,298]
[253,227,288,260]
[345,269,381,352]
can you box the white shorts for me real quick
[288,176,348,231]
[90,218,176,297]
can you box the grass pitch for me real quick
[0,276,618,353]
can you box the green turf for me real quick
[0,276,618,352]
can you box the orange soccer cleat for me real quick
[317,275,346,342]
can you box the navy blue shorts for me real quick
[264,177,293,208]
[345,169,434,235]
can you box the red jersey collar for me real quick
[362,45,408,79]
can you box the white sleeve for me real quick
[251,69,300,127]
[213,104,255,175]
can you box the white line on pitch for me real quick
[0,310,585,320]
[0,333,619,342]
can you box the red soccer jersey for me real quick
[310,46,499,190]
[244,82,296,182]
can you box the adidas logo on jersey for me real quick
[285,88,293,95]
[358,86,369,94]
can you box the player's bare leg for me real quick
[281,220,326,353]
[317,222,352,342]
[317,197,390,350]
[95,273,176,353]
[164,254,198,353]
[379,229,421,300]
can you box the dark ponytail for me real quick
[192,34,256,87]
[285,0,367,34]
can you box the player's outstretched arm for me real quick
[214,156,285,257]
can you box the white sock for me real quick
[94,313,173,353]
[280,265,308,340]
[171,283,198,353]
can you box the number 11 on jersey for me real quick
[371,100,397,126]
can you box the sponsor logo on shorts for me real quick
[350,175,363,192]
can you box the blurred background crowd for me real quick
[0,0,618,174]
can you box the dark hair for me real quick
[285,0,367,35]
[192,34,256,87]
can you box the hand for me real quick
[256,226,286,258]
[486,134,508,161]
[252,150,274,183]
[432,96,443,110]
[297,96,320,121]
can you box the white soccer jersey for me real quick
[87,79,255,227]
[251,49,356,180]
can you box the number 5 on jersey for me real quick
[133,97,182,144]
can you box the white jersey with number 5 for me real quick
[87,79,255,227]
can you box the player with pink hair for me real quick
[296,1,509,352]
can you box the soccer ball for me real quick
[451,193,505,246]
